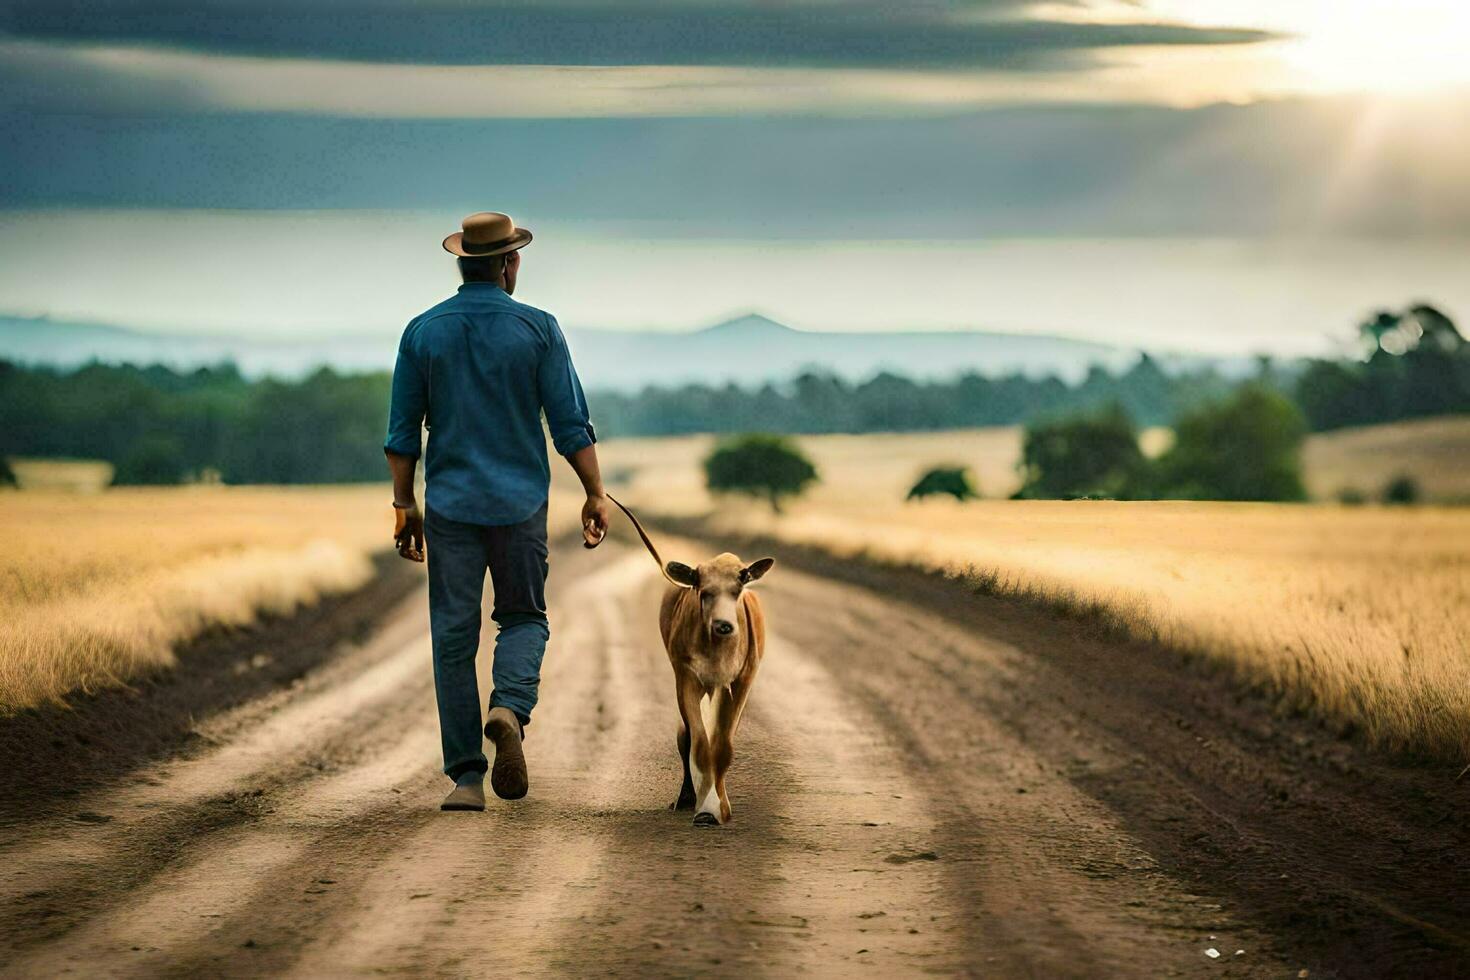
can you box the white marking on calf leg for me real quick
[690,690,724,822]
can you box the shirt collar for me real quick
[457,282,506,295]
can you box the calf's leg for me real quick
[674,670,723,826]
[671,721,696,811]
[710,730,733,825]
[710,676,755,824]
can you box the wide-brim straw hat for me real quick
[442,211,533,257]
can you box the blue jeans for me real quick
[425,503,550,781]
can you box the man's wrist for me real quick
[392,498,418,510]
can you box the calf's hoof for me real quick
[670,791,696,811]
[692,812,721,827]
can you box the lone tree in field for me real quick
[1154,383,1307,502]
[704,434,817,514]
[908,465,979,502]
[1015,403,1147,500]
[1382,474,1421,505]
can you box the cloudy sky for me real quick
[1,0,1468,354]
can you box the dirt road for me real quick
[2,535,1465,978]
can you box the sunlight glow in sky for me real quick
[1164,0,1470,95]
[1039,0,1470,102]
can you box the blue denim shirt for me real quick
[384,283,596,526]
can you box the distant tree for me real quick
[907,465,979,502]
[1382,474,1421,505]
[1154,384,1307,501]
[704,434,818,513]
[1299,303,1470,431]
[223,368,388,483]
[0,456,15,488]
[1336,486,1368,506]
[855,371,941,431]
[114,435,188,485]
[1362,303,1465,359]
[1399,305,1469,419]
[1015,403,1146,500]
[1116,353,1177,426]
[790,371,858,433]
[1295,358,1372,431]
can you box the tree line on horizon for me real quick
[0,304,1465,489]
[718,384,1312,510]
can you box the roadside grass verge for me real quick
[3,485,591,715]
[0,487,394,714]
[645,499,1470,764]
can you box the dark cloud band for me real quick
[3,100,1465,237]
[0,0,1275,69]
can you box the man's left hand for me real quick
[394,503,425,562]
[582,493,610,548]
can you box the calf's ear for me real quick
[741,557,776,582]
[665,561,700,587]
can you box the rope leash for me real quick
[584,493,690,589]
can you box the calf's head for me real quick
[665,552,775,640]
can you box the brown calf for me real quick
[591,497,773,826]
[660,553,773,826]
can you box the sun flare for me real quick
[1277,0,1470,94]
[1138,0,1470,95]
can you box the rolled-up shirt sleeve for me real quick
[537,314,596,457]
[383,333,427,458]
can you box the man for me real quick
[384,211,610,812]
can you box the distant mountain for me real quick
[0,311,1236,390]
[565,313,1140,389]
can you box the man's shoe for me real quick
[485,707,528,800]
[441,775,485,812]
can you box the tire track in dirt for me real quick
[0,593,435,961]
[732,631,952,974]
[0,604,443,975]
[760,565,1289,976]
[3,548,658,979]
[65,719,449,980]
[281,550,660,977]
[291,548,945,978]
[541,586,954,976]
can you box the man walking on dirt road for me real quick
[383,211,610,812]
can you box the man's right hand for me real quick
[582,492,610,548]
[394,502,425,562]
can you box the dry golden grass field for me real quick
[594,423,1470,761]
[1303,415,1470,503]
[0,485,590,715]
[0,487,390,714]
